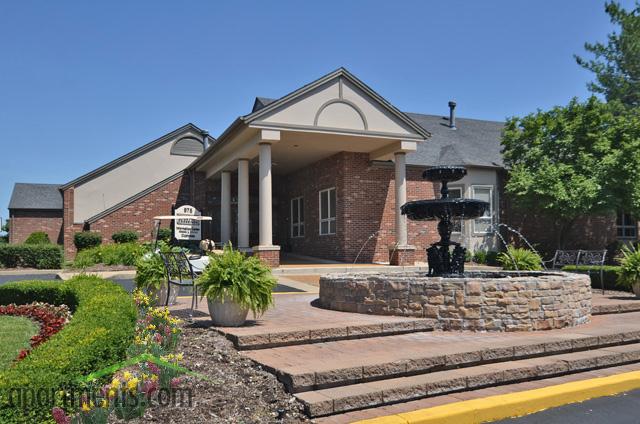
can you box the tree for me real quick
[0,219,8,243]
[576,2,640,107]
[502,97,640,247]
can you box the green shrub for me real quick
[24,231,51,245]
[73,231,102,251]
[0,276,137,423]
[472,250,487,264]
[72,243,144,268]
[617,244,640,290]
[157,228,172,243]
[112,230,139,244]
[497,246,543,271]
[562,265,625,291]
[197,246,277,316]
[0,244,63,269]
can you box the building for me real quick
[7,68,626,265]
[9,124,208,257]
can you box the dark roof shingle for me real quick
[405,113,504,168]
[9,183,63,210]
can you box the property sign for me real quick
[174,205,202,241]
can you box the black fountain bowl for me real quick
[401,198,489,221]
[422,166,467,183]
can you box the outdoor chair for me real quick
[159,251,199,320]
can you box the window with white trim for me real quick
[291,197,304,238]
[319,188,336,235]
[617,211,637,240]
[471,185,494,234]
[448,186,463,233]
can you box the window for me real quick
[448,186,463,233]
[319,188,336,235]
[291,197,304,238]
[471,185,494,234]
[617,211,637,240]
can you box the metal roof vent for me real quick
[448,101,457,129]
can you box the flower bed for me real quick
[0,276,137,424]
[0,303,71,361]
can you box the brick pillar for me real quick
[62,187,79,259]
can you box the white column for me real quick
[220,171,231,245]
[237,159,250,249]
[258,142,273,246]
[394,152,408,246]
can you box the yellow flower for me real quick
[147,324,156,330]
[100,399,108,408]
[81,400,94,412]
[127,377,139,392]
[176,352,184,361]
[150,374,158,382]
[108,388,116,398]
[123,371,133,381]
[110,378,121,389]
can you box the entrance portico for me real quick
[191,68,429,266]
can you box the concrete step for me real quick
[245,326,640,393]
[295,343,640,417]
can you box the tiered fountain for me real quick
[318,166,593,332]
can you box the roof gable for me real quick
[244,68,430,139]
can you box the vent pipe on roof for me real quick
[448,101,457,129]
[201,130,210,150]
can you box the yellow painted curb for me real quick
[353,371,640,424]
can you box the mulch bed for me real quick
[123,323,311,424]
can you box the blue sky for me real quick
[0,0,633,226]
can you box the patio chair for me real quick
[159,251,199,320]
[577,250,607,294]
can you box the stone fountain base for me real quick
[318,271,592,332]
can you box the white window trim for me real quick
[319,187,336,236]
[448,185,464,234]
[617,211,637,240]
[471,185,494,235]
[290,196,304,238]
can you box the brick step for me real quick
[226,318,436,350]
[246,326,640,393]
[295,343,640,417]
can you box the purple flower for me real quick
[51,407,71,424]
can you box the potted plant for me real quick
[134,252,177,306]
[618,244,640,297]
[196,245,277,326]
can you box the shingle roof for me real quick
[9,183,63,210]
[252,97,277,112]
[405,113,504,168]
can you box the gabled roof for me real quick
[243,67,430,138]
[9,183,63,210]
[405,113,505,168]
[61,123,207,189]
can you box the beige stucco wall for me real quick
[447,167,500,252]
[73,131,201,223]
[260,77,417,136]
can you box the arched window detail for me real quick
[170,137,204,157]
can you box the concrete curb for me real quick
[353,371,640,424]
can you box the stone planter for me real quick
[148,283,177,306]
[632,281,640,298]
[207,296,249,327]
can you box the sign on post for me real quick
[174,205,202,241]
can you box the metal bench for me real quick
[545,249,607,294]
[159,251,199,320]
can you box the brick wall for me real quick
[8,209,63,244]
[88,175,191,245]
[275,152,439,263]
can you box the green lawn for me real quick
[0,315,38,369]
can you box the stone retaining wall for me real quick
[318,271,592,331]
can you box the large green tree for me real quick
[576,1,640,107]
[502,97,640,247]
